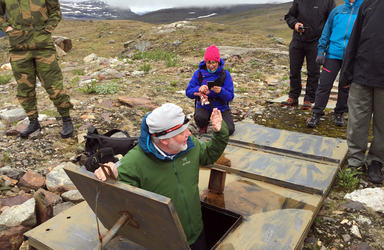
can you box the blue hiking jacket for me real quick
[185,59,234,112]
[317,0,363,60]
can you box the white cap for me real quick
[146,103,189,139]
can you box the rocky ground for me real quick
[0,20,383,249]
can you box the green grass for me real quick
[0,74,12,85]
[133,49,179,67]
[139,63,152,73]
[72,69,85,75]
[78,80,119,95]
[337,168,362,191]
[40,110,59,117]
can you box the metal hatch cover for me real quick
[25,165,190,250]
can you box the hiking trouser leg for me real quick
[312,59,342,115]
[10,51,39,119]
[221,109,235,136]
[288,40,305,99]
[304,41,320,102]
[34,49,73,117]
[367,87,384,164]
[347,83,372,167]
[334,76,349,115]
[194,108,211,129]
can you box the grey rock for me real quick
[61,190,84,203]
[135,41,150,52]
[46,162,76,192]
[0,198,36,230]
[0,166,25,180]
[342,234,351,242]
[0,108,26,124]
[123,40,134,48]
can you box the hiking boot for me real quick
[306,113,321,128]
[367,160,383,184]
[280,97,298,107]
[302,100,312,110]
[199,126,208,133]
[60,116,74,138]
[20,118,41,139]
[334,113,344,127]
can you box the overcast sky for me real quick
[70,0,290,14]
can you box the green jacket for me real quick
[0,0,61,51]
[118,118,229,245]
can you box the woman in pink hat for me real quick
[186,45,235,135]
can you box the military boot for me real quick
[60,116,74,138]
[20,118,41,139]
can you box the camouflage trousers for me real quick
[10,48,73,119]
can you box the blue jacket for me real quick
[185,59,234,112]
[317,0,363,60]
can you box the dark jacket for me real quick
[117,114,229,245]
[186,59,234,112]
[285,0,335,43]
[339,0,384,88]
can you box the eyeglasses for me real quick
[153,117,190,137]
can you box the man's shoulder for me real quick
[121,145,149,163]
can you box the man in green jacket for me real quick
[0,0,74,138]
[95,103,229,249]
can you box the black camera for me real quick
[207,81,219,89]
[298,25,305,31]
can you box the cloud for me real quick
[102,0,289,13]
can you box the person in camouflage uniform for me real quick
[0,0,74,138]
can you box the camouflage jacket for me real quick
[0,0,62,51]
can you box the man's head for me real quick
[146,103,191,154]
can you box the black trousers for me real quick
[194,108,235,135]
[312,58,349,115]
[288,39,320,102]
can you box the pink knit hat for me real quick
[204,45,220,62]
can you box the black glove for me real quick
[316,55,325,65]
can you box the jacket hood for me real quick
[138,114,194,161]
[198,58,225,73]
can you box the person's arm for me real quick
[198,109,229,166]
[0,0,10,33]
[209,71,234,102]
[186,70,202,99]
[340,5,364,87]
[44,0,62,33]
[284,0,299,30]
[318,9,335,56]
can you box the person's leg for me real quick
[221,109,235,135]
[347,83,372,168]
[304,41,321,103]
[367,87,384,164]
[288,40,305,100]
[334,62,349,115]
[194,108,211,132]
[10,51,42,138]
[35,49,73,117]
[10,51,38,119]
[35,49,74,137]
[312,59,341,115]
